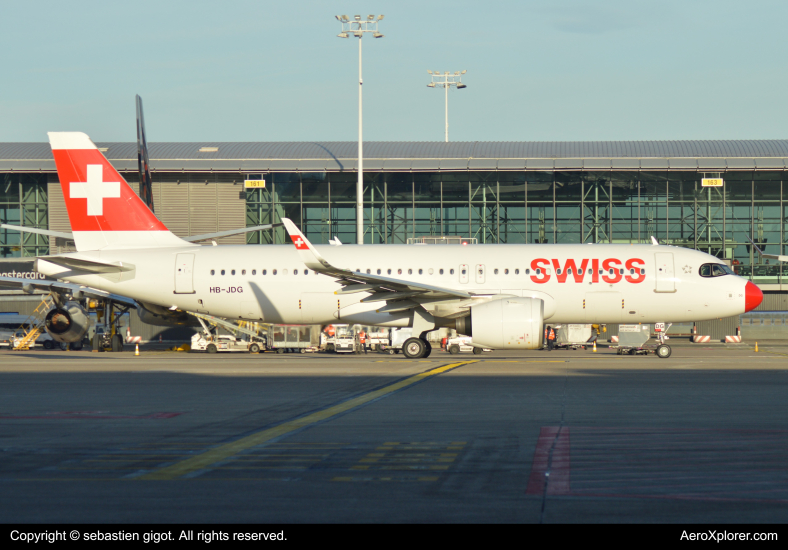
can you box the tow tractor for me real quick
[445,336,490,355]
[612,323,672,358]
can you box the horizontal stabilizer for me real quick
[36,256,135,274]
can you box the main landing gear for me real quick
[402,337,432,359]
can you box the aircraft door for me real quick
[475,264,486,284]
[654,253,676,293]
[459,264,469,284]
[174,254,195,294]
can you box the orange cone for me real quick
[135,343,140,356]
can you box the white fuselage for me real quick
[38,243,751,326]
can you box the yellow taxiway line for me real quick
[138,360,477,480]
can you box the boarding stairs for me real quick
[13,294,56,350]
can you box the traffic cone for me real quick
[135,343,140,356]
[755,342,759,353]
[593,340,597,352]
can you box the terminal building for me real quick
[2,140,788,339]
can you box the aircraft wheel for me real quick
[472,347,483,355]
[422,341,432,358]
[656,345,672,359]
[249,343,260,353]
[402,337,427,359]
[92,335,104,352]
[70,341,83,351]
[43,340,54,350]
[628,349,636,355]
[206,344,218,354]
[449,345,460,355]
[111,334,124,353]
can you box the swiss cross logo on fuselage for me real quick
[530,258,646,284]
[70,164,121,216]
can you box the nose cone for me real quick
[745,281,763,312]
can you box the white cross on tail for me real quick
[70,164,120,216]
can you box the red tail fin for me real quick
[48,132,191,251]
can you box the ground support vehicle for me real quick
[611,323,672,358]
[324,325,357,354]
[367,329,389,352]
[191,332,262,353]
[382,328,412,354]
[554,324,594,350]
[445,336,491,355]
[267,325,318,353]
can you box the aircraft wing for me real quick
[747,235,788,262]
[0,276,137,307]
[281,218,476,315]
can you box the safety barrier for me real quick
[692,335,711,343]
[724,335,742,343]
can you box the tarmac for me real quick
[1,341,788,523]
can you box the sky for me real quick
[1,0,787,143]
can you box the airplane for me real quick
[2,132,766,358]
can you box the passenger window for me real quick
[282,269,288,276]
[221,270,225,275]
[304,269,309,275]
[588,269,592,274]
[387,269,392,275]
[242,269,246,275]
[556,269,562,275]
[504,269,509,275]
[494,268,499,275]
[252,269,256,275]
[273,269,277,275]
[210,270,215,275]
[640,268,645,275]
[536,268,541,275]
[408,269,412,275]
[515,269,519,275]
[294,269,298,275]
[630,269,635,274]
[439,268,444,275]
[567,268,572,275]
[525,269,530,274]
[262,269,267,275]
[398,269,402,275]
[231,269,236,275]
[428,268,434,275]
[418,269,423,275]
[619,269,624,275]
[609,269,614,275]
[366,269,371,274]
[377,269,381,275]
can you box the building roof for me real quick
[1,140,787,171]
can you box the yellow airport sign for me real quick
[702,178,723,187]
[244,180,266,188]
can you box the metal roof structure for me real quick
[2,140,788,172]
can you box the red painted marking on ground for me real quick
[525,426,570,495]
[0,411,183,420]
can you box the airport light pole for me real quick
[427,71,467,142]
[336,14,384,245]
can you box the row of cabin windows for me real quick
[209,267,647,277]
[210,269,316,276]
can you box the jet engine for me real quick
[44,302,90,343]
[467,297,544,350]
[136,303,200,327]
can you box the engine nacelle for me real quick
[470,297,544,350]
[44,303,89,343]
[137,303,200,327]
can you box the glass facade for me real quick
[246,170,788,285]
[0,174,49,258]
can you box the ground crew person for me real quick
[359,330,367,354]
[547,326,556,351]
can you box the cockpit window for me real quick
[699,263,734,277]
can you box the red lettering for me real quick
[625,258,645,283]
[530,258,550,284]
[602,258,622,283]
[592,259,599,283]
[551,259,589,283]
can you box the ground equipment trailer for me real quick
[191,313,266,353]
[612,323,672,358]
[267,325,318,353]
[554,324,595,350]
